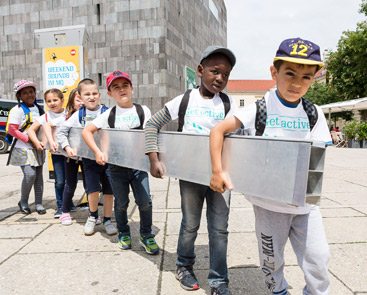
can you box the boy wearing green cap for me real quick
[209,38,332,295]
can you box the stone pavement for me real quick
[0,147,366,295]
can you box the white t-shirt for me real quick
[8,104,42,149]
[165,88,237,135]
[92,104,151,130]
[36,109,67,126]
[234,90,332,214]
[56,105,106,150]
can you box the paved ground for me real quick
[0,147,366,295]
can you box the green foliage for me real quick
[343,120,359,140]
[305,82,354,121]
[357,121,367,140]
[326,3,367,100]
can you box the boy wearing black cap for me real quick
[210,38,332,295]
[145,46,237,295]
[82,71,159,255]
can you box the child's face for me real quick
[79,84,101,110]
[107,78,133,107]
[18,87,36,107]
[271,61,316,104]
[197,54,232,97]
[73,93,84,111]
[45,92,64,113]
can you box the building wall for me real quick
[0,0,227,120]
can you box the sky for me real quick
[224,0,366,80]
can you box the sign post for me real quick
[34,25,90,179]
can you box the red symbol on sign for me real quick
[70,49,76,56]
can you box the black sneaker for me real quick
[211,283,230,295]
[175,265,199,291]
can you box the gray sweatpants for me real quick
[20,165,43,207]
[253,205,330,295]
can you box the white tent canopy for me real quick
[320,97,367,114]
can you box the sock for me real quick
[90,209,98,218]
[103,217,111,224]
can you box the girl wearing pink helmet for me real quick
[7,80,46,214]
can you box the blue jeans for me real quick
[51,154,66,208]
[109,165,152,238]
[176,180,231,287]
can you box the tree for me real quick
[326,0,367,100]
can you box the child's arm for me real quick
[56,116,76,158]
[82,123,105,165]
[27,121,45,151]
[210,116,242,193]
[145,106,172,178]
[43,121,58,153]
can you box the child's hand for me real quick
[65,146,76,158]
[150,160,165,179]
[34,141,45,151]
[50,140,58,153]
[210,172,233,193]
[95,151,106,166]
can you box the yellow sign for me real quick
[44,46,80,100]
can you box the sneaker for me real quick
[96,216,102,225]
[118,234,132,250]
[175,265,199,291]
[211,283,230,295]
[60,212,72,226]
[54,207,62,219]
[84,216,96,235]
[139,236,159,255]
[103,220,117,236]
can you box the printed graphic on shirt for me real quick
[264,113,310,136]
[184,107,225,134]
[115,113,140,127]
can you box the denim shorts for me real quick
[82,158,113,195]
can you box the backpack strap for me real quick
[218,92,231,118]
[301,97,318,131]
[255,96,267,136]
[177,89,192,132]
[78,106,86,126]
[107,106,116,129]
[133,103,145,130]
[101,105,109,114]
[107,104,145,129]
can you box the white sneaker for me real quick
[103,220,118,236]
[84,216,96,235]
[96,216,102,225]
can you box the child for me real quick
[82,71,159,255]
[56,79,117,235]
[209,38,332,295]
[145,46,237,295]
[28,88,67,218]
[50,88,83,225]
[7,80,46,214]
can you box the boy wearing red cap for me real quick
[210,38,332,295]
[82,71,159,255]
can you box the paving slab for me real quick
[324,217,367,243]
[0,252,161,295]
[0,238,31,264]
[329,243,367,293]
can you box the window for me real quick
[240,99,244,107]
